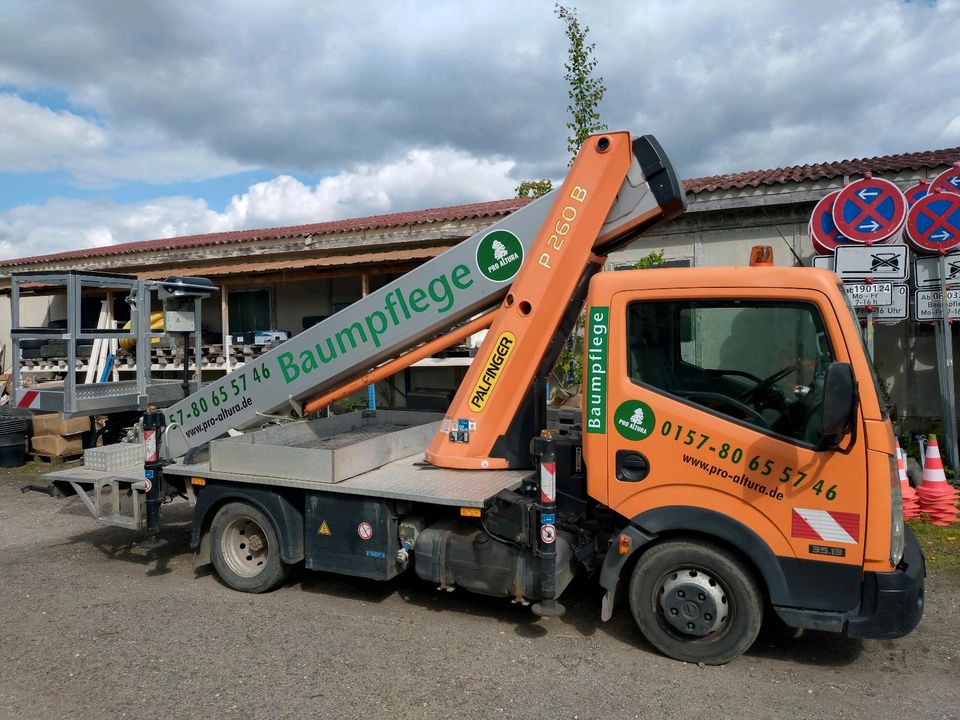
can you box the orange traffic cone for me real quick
[917,435,959,526]
[897,443,920,520]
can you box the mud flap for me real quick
[598,524,657,621]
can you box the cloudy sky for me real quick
[1,0,958,260]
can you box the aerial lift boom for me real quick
[160,133,683,460]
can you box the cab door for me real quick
[597,287,868,610]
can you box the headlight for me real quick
[889,454,905,566]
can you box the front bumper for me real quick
[845,525,925,639]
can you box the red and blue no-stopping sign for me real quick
[808,190,855,254]
[905,191,960,254]
[931,165,960,196]
[904,180,929,207]
[832,177,906,243]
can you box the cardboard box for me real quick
[31,434,84,457]
[31,414,90,437]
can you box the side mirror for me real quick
[819,362,857,447]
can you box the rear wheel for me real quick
[629,539,762,664]
[210,502,291,593]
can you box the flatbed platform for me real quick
[165,455,531,507]
[45,465,145,485]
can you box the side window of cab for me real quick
[626,300,835,445]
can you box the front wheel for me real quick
[629,540,762,664]
[210,502,292,593]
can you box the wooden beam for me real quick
[84,301,108,384]
[220,282,232,372]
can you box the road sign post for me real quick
[843,280,893,361]
[905,190,960,471]
[938,253,959,470]
[811,178,960,465]
[934,324,948,452]
[917,265,960,472]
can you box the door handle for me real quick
[616,450,650,483]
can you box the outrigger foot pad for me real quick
[531,599,566,618]
[137,534,168,551]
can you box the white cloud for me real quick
[224,148,517,228]
[942,116,960,145]
[0,93,107,172]
[0,196,223,260]
[0,93,250,185]
[0,147,521,259]
[70,124,251,187]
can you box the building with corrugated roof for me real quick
[2,146,958,426]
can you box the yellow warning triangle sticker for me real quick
[318,520,332,536]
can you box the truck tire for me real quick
[210,502,292,593]
[628,539,762,665]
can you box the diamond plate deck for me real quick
[208,411,442,484]
[166,454,531,507]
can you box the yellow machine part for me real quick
[118,311,164,348]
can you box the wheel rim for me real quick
[220,515,269,578]
[655,566,731,638]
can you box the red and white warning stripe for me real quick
[16,390,40,409]
[791,508,860,545]
[540,459,556,503]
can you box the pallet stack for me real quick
[30,413,90,464]
[21,342,276,374]
[114,342,275,370]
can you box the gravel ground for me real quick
[0,466,957,720]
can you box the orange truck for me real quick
[36,131,924,664]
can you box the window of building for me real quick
[229,289,271,333]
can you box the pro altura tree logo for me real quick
[476,230,523,282]
[614,399,656,441]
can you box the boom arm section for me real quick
[160,131,682,461]
[425,132,685,469]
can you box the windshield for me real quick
[838,284,890,418]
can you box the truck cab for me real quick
[584,265,924,663]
